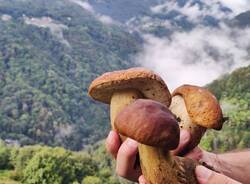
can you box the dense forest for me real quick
[0,65,249,184]
[0,0,249,183]
[0,140,120,184]
[202,65,250,152]
[0,0,140,150]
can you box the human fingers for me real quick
[139,175,150,184]
[116,138,141,181]
[105,130,121,158]
[171,130,190,155]
[196,166,242,184]
[184,147,204,160]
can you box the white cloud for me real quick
[151,3,168,14]
[137,1,250,90]
[151,1,231,24]
[24,16,70,47]
[217,0,250,14]
[69,0,95,13]
[136,24,250,90]
[69,0,117,25]
[179,3,202,21]
[97,15,116,25]
[1,14,12,21]
[151,0,250,23]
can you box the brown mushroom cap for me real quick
[114,99,180,149]
[172,84,223,130]
[88,67,171,107]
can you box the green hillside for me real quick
[0,140,119,184]
[0,1,249,183]
[201,65,250,151]
[1,0,249,153]
[0,0,139,150]
[1,62,249,183]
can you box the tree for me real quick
[0,140,11,169]
[22,147,98,184]
[82,176,102,184]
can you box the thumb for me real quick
[195,166,241,184]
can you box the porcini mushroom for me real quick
[170,84,224,154]
[88,68,171,140]
[115,99,198,184]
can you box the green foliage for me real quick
[69,152,98,182]
[22,148,74,184]
[0,145,106,184]
[0,0,139,150]
[0,170,20,184]
[82,176,102,184]
[0,140,12,169]
[84,141,132,184]
[10,146,44,180]
[201,65,250,152]
[22,147,97,184]
[0,0,248,183]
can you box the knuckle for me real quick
[119,144,137,159]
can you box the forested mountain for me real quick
[202,65,250,151]
[0,0,140,150]
[89,0,231,36]
[232,10,250,28]
[0,65,249,184]
[0,0,249,152]
[88,0,160,22]
[0,0,249,183]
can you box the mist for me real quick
[136,2,250,90]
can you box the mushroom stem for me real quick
[139,144,198,184]
[139,144,179,184]
[110,89,143,140]
[170,95,206,154]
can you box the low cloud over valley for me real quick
[136,1,250,90]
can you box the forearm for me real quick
[203,150,250,184]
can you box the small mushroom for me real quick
[170,84,224,154]
[115,99,198,184]
[88,68,171,140]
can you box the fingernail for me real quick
[196,166,212,181]
[126,138,138,148]
[180,130,190,143]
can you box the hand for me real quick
[196,166,241,184]
[106,129,195,182]
[105,131,140,181]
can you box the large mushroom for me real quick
[115,99,198,184]
[170,84,224,154]
[88,68,171,140]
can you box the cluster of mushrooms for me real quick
[88,68,224,184]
